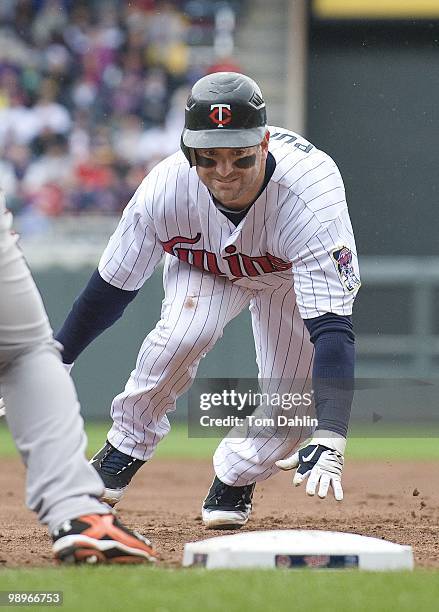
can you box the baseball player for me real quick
[0,192,157,563]
[55,72,360,529]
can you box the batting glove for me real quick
[275,430,345,501]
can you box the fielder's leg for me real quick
[0,222,107,531]
[0,202,158,564]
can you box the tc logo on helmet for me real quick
[209,104,232,128]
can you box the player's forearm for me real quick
[56,269,138,363]
[304,313,355,438]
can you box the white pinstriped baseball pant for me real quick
[108,254,314,485]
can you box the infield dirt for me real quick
[0,458,438,569]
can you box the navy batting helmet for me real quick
[181,72,267,165]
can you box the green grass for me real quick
[1,421,439,460]
[0,422,219,460]
[0,567,438,612]
[344,430,439,460]
[1,421,439,608]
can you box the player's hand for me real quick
[275,434,345,501]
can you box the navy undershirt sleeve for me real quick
[304,313,355,438]
[56,269,139,363]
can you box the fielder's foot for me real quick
[202,476,255,529]
[90,441,145,506]
[52,514,158,564]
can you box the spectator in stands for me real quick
[0,0,243,224]
[22,133,74,214]
[70,140,120,214]
[33,79,72,136]
[206,54,242,75]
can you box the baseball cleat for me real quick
[202,476,255,529]
[52,514,158,564]
[90,441,145,506]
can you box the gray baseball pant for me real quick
[0,206,107,533]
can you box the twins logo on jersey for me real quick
[332,247,361,292]
[161,234,292,279]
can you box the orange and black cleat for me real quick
[52,514,158,565]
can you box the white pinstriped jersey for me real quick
[99,126,360,319]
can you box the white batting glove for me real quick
[275,431,345,501]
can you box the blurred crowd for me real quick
[0,0,244,222]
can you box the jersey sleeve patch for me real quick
[331,247,361,293]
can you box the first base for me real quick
[183,530,414,570]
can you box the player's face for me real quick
[195,133,269,210]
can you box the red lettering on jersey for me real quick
[161,233,202,255]
[205,251,223,275]
[240,254,273,276]
[223,245,244,278]
[222,247,243,277]
[161,235,292,278]
[161,234,224,275]
[174,247,190,263]
[235,251,293,277]
[191,249,205,270]
[266,252,293,272]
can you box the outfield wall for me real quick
[31,266,439,426]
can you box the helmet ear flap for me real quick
[180,135,197,167]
